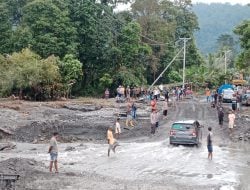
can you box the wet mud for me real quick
[0,98,250,190]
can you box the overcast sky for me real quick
[192,0,248,4]
[117,0,248,11]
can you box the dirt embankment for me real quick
[0,98,250,143]
[0,99,154,144]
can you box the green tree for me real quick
[0,3,12,53]
[113,21,152,86]
[234,20,250,73]
[0,48,62,99]
[22,0,78,58]
[130,0,203,85]
[58,54,83,98]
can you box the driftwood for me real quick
[0,127,13,136]
[0,142,16,151]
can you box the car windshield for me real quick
[223,90,234,94]
[172,123,194,130]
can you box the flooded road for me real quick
[1,99,250,190]
[1,140,250,189]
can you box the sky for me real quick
[192,0,248,4]
[117,0,249,11]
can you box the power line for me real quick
[84,0,176,47]
[148,46,184,91]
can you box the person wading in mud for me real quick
[205,88,211,103]
[126,99,134,127]
[115,118,121,139]
[155,109,160,132]
[171,94,177,109]
[107,127,118,157]
[150,109,157,135]
[228,110,236,136]
[151,97,157,110]
[48,132,59,173]
[162,98,168,119]
[104,88,110,100]
[218,107,224,127]
[207,127,213,160]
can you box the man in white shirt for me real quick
[228,110,236,135]
[115,118,121,139]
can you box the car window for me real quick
[172,123,194,130]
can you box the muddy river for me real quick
[0,98,250,190]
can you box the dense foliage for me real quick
[234,20,250,75]
[0,48,82,99]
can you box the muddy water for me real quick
[1,139,250,190]
[1,99,250,190]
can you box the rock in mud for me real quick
[65,146,76,151]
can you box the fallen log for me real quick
[0,127,13,136]
[0,142,16,151]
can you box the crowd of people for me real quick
[105,84,191,157]
[47,85,246,173]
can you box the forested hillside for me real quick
[193,3,250,54]
[0,0,249,99]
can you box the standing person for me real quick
[162,99,168,119]
[126,99,134,127]
[150,97,157,110]
[150,109,157,134]
[48,132,59,173]
[155,110,160,130]
[236,93,242,112]
[107,127,118,157]
[131,101,137,120]
[120,85,125,99]
[153,88,158,100]
[214,91,218,105]
[171,94,177,109]
[228,110,236,135]
[207,127,213,160]
[164,88,169,102]
[126,86,131,100]
[117,85,121,102]
[218,107,224,127]
[218,94,222,105]
[115,118,121,139]
[205,88,211,103]
[104,88,110,99]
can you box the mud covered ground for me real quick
[0,97,250,190]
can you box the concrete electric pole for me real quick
[224,50,231,84]
[180,38,191,89]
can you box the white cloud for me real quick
[192,0,248,5]
[116,0,248,11]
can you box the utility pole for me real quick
[224,50,231,84]
[148,47,184,91]
[180,38,191,89]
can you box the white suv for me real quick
[222,89,235,102]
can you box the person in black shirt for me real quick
[207,127,213,160]
[218,107,224,127]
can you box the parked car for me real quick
[222,88,235,103]
[169,120,202,146]
[242,93,250,106]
